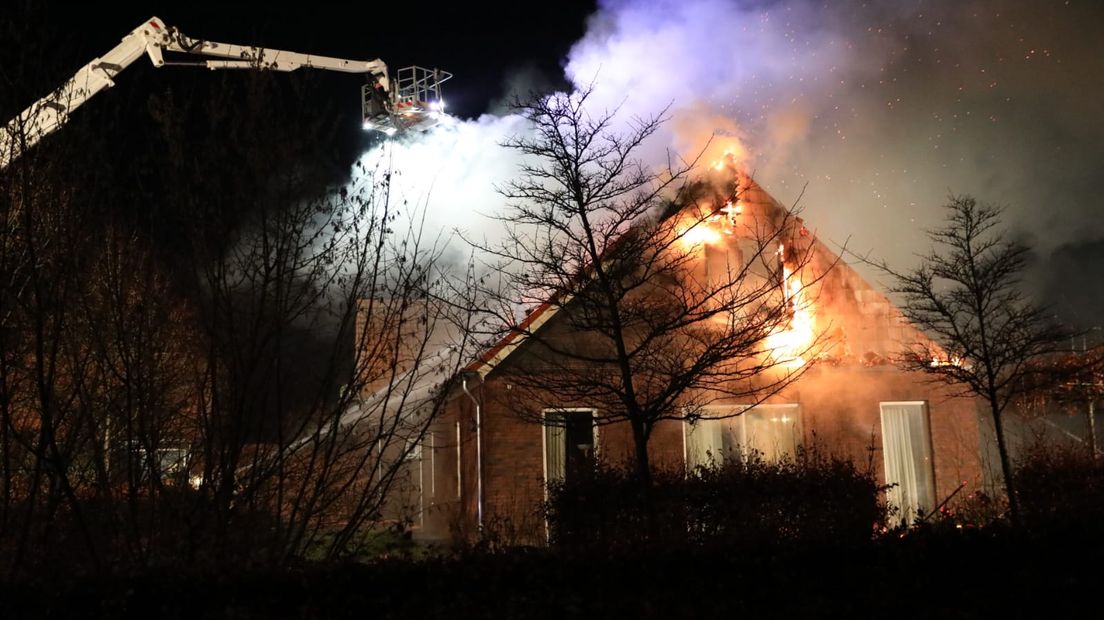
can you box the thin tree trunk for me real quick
[630,420,652,489]
[1089,399,1097,460]
[990,402,1021,527]
[629,419,658,544]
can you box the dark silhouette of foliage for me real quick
[544,448,887,554]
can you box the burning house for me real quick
[373,167,989,543]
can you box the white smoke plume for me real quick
[348,0,1104,287]
[353,113,531,256]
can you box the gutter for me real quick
[461,373,484,531]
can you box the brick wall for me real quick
[414,180,987,541]
[428,364,982,543]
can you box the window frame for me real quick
[541,407,600,490]
[683,403,803,470]
[879,400,937,526]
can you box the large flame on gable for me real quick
[765,244,816,368]
[677,217,723,249]
[677,154,819,369]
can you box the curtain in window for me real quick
[685,405,756,469]
[685,418,725,469]
[743,404,801,462]
[880,402,936,526]
[544,412,566,483]
[685,404,803,464]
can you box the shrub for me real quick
[544,447,887,554]
[0,489,287,576]
[929,489,1006,530]
[1016,444,1104,533]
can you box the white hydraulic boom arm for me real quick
[0,16,450,170]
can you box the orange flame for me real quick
[676,214,723,252]
[765,245,816,368]
[930,355,967,369]
[711,149,743,172]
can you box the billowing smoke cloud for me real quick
[565,0,1104,278]
[353,113,531,256]
[350,0,1104,324]
[564,0,852,171]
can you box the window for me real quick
[543,409,598,485]
[456,421,462,499]
[685,405,746,468]
[744,404,802,462]
[428,430,435,498]
[879,401,936,526]
[403,437,423,461]
[684,404,802,470]
[130,443,190,484]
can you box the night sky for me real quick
[13,1,1104,327]
[37,2,596,121]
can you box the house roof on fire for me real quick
[463,172,926,379]
[341,171,939,431]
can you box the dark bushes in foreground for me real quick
[0,488,286,576]
[1016,444,1104,532]
[6,449,1104,618]
[544,448,888,553]
[3,532,1098,620]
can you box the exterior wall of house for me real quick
[977,396,1102,495]
[413,180,987,542]
[420,265,988,542]
[411,392,476,542]
[420,364,984,543]
[477,381,549,542]
[780,366,982,500]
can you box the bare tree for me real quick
[0,4,131,570]
[149,74,474,563]
[872,196,1075,526]
[469,89,825,488]
[0,18,472,572]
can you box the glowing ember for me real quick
[930,355,967,369]
[718,200,742,216]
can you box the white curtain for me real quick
[543,412,566,484]
[686,405,803,469]
[880,402,936,526]
[743,404,801,462]
[685,418,726,469]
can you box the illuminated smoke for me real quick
[566,0,1104,275]
[348,0,1104,288]
[351,113,531,253]
[563,0,850,173]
